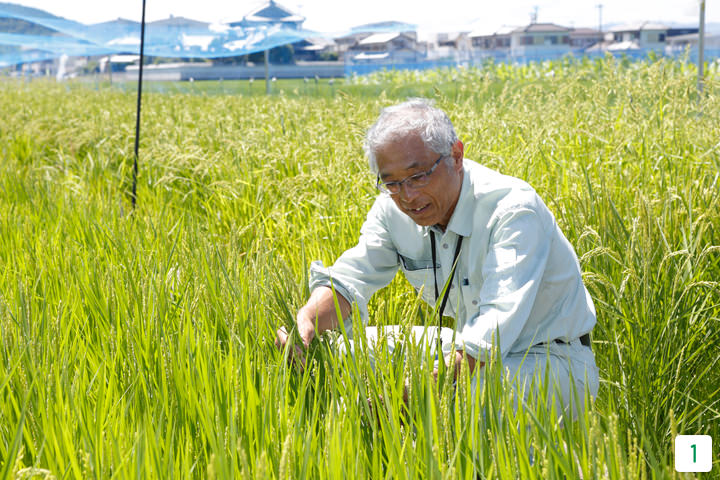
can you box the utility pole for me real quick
[530,6,539,24]
[264,48,270,94]
[698,0,705,95]
[596,4,603,34]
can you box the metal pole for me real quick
[698,0,705,95]
[264,49,270,94]
[131,0,147,210]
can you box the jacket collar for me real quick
[423,164,473,238]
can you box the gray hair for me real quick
[364,98,458,173]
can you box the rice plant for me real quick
[0,56,718,478]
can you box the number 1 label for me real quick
[675,435,712,472]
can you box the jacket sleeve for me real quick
[309,197,400,332]
[450,204,552,360]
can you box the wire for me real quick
[131,0,147,210]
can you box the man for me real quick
[276,99,599,413]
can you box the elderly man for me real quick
[277,99,599,412]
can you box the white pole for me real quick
[264,49,270,94]
[698,0,705,95]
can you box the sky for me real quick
[6,0,715,34]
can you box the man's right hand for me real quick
[274,306,319,370]
[295,306,318,347]
[274,286,351,368]
[275,307,317,349]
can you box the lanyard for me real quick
[430,231,464,321]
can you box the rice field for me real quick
[1,57,719,478]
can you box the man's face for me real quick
[375,132,464,228]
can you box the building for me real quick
[510,23,572,58]
[666,32,720,58]
[436,32,471,52]
[469,26,514,51]
[607,22,669,53]
[292,37,337,61]
[220,1,306,64]
[149,16,210,31]
[569,28,602,51]
[468,23,576,61]
[229,0,305,30]
[424,31,471,61]
[349,31,423,64]
[333,21,414,61]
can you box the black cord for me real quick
[430,232,439,299]
[430,231,464,321]
[131,0,147,210]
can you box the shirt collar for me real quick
[444,166,473,237]
[421,165,473,238]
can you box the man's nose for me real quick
[398,182,420,202]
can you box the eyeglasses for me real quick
[376,155,445,195]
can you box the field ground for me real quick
[1,58,719,478]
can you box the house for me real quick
[86,18,141,51]
[221,1,306,64]
[292,37,337,61]
[350,31,423,63]
[569,28,602,51]
[607,22,669,53]
[356,32,417,52]
[666,32,720,57]
[469,23,574,61]
[98,54,139,72]
[509,23,572,58]
[149,16,210,32]
[229,0,305,30]
[436,32,471,52]
[424,31,471,61]
[87,17,140,33]
[333,21,414,60]
[469,26,514,51]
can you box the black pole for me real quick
[131,0,147,210]
[698,0,705,95]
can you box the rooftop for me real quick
[514,23,573,33]
[469,25,518,38]
[149,16,210,29]
[610,22,669,32]
[242,0,305,23]
[358,32,402,45]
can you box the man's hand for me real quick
[274,308,317,370]
[275,325,307,370]
[431,350,482,385]
[274,286,351,369]
[449,350,480,376]
[295,307,317,348]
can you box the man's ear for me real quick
[451,140,464,170]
